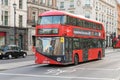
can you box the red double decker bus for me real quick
[112,37,120,48]
[35,10,105,65]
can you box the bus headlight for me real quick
[57,57,61,62]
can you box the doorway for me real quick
[18,34,23,49]
[65,37,73,62]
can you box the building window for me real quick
[5,0,8,6]
[32,12,36,24]
[19,15,23,27]
[32,0,35,3]
[40,0,42,4]
[85,11,90,18]
[69,11,74,13]
[47,0,50,6]
[40,0,45,4]
[1,11,3,24]
[19,0,23,9]
[2,0,8,6]
[96,12,98,20]
[2,0,3,5]
[60,2,64,8]
[47,0,52,6]
[4,11,8,26]
[85,0,90,6]
[70,0,74,8]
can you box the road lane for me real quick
[0,72,115,80]
[0,51,120,80]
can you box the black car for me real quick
[0,45,27,59]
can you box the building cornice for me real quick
[0,25,11,28]
[99,0,116,8]
[0,25,27,29]
[27,2,57,10]
[16,9,27,13]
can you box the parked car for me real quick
[0,45,27,59]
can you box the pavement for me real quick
[26,50,35,56]
[105,47,120,53]
[0,50,35,71]
[0,60,34,70]
[0,48,119,71]
[26,47,119,55]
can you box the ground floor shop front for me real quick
[0,26,28,50]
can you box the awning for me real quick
[0,32,6,36]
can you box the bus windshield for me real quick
[36,37,63,55]
[37,16,65,25]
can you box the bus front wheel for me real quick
[74,54,79,65]
[98,53,101,60]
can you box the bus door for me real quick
[65,38,73,62]
[82,39,88,61]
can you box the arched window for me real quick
[85,11,90,18]
[85,0,90,6]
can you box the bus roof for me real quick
[39,10,103,25]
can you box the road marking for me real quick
[69,67,118,71]
[45,68,76,75]
[43,65,118,76]
[65,64,119,71]
[0,73,115,80]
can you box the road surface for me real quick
[0,50,120,80]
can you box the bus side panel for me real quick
[88,48,102,60]
[35,52,61,65]
[116,40,120,48]
[73,50,83,62]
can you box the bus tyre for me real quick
[98,53,101,60]
[74,54,79,65]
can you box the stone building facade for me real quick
[117,3,120,36]
[0,0,28,50]
[57,0,118,47]
[27,0,57,51]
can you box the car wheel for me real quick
[0,56,3,59]
[22,53,27,58]
[8,54,12,59]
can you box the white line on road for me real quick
[45,68,76,75]
[0,72,115,80]
[69,67,118,71]
[44,67,118,76]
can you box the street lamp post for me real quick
[13,3,17,45]
[106,22,108,48]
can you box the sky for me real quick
[118,0,120,3]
